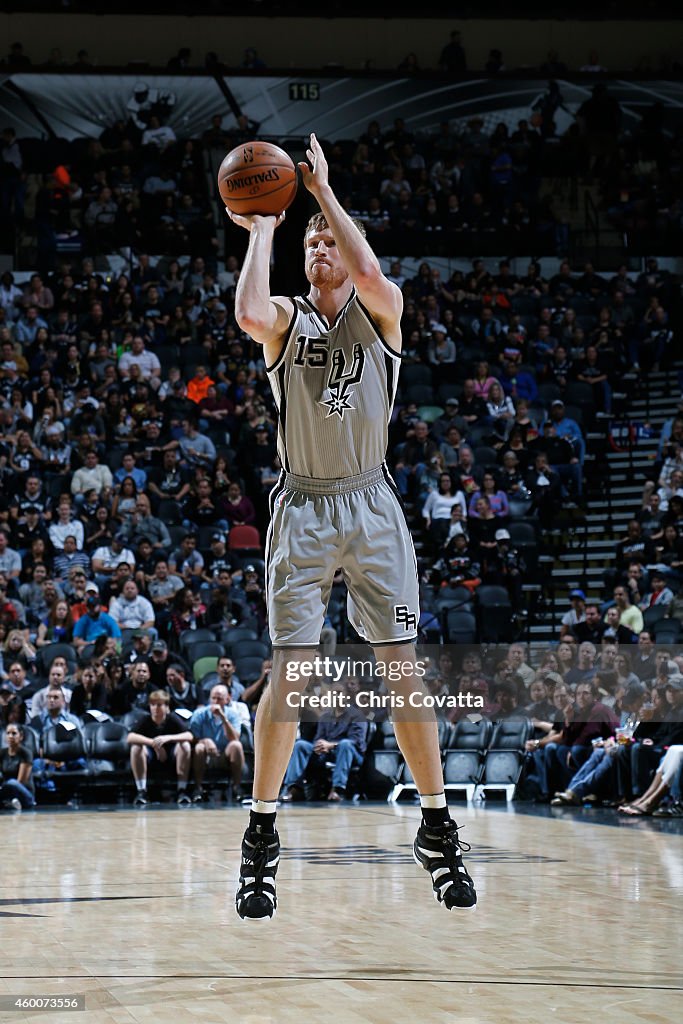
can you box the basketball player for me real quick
[226,133,476,919]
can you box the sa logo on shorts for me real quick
[394,604,417,631]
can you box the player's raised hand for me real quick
[225,208,286,231]
[298,132,328,195]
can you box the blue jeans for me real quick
[1,778,35,808]
[394,462,426,498]
[546,741,592,794]
[284,738,362,792]
[567,746,617,798]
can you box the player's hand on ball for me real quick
[298,132,328,195]
[225,208,286,231]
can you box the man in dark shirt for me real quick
[281,687,368,803]
[109,660,153,718]
[126,689,193,806]
[632,631,657,682]
[458,379,488,426]
[572,604,607,645]
[543,678,619,793]
[615,520,656,572]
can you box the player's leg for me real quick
[342,473,476,909]
[236,647,322,921]
[370,642,477,911]
[237,483,338,920]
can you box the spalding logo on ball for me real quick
[218,141,298,216]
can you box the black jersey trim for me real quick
[276,362,290,472]
[301,287,357,331]
[263,472,286,609]
[381,462,420,589]
[370,637,418,648]
[264,301,298,373]
[384,352,397,419]
[356,296,402,360]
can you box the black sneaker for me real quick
[236,825,280,921]
[133,790,148,807]
[413,820,477,911]
[176,791,191,807]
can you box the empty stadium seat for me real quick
[475,717,533,802]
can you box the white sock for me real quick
[420,793,447,810]
[252,799,277,815]
[136,779,146,792]
[177,781,187,792]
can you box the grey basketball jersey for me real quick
[266,291,401,479]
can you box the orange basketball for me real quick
[218,140,297,216]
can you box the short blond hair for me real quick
[148,690,170,706]
[304,212,366,246]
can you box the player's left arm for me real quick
[299,133,403,352]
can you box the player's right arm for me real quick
[226,210,293,365]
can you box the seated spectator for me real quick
[30,683,82,744]
[491,680,524,721]
[48,499,85,552]
[186,365,215,405]
[52,536,90,583]
[72,594,122,652]
[572,604,607,645]
[91,532,136,587]
[108,580,155,634]
[422,473,466,549]
[0,722,35,810]
[565,642,598,688]
[608,585,644,636]
[165,662,200,713]
[547,399,585,466]
[468,471,510,519]
[427,324,456,368]
[281,684,368,803]
[69,662,109,718]
[551,681,648,806]
[126,690,193,807]
[222,481,256,528]
[524,452,562,527]
[70,450,113,507]
[113,452,147,492]
[189,683,245,802]
[524,674,559,723]
[534,679,619,797]
[459,379,488,426]
[35,597,74,647]
[169,586,207,645]
[168,534,204,588]
[560,589,586,639]
[602,606,637,645]
[0,530,22,586]
[638,571,674,613]
[177,417,216,471]
[120,493,171,553]
[486,380,516,427]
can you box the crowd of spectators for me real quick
[0,97,681,809]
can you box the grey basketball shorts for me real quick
[266,465,420,647]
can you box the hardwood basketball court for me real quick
[1,803,680,1023]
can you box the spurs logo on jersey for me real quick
[394,604,418,631]
[321,343,365,419]
[267,292,400,479]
